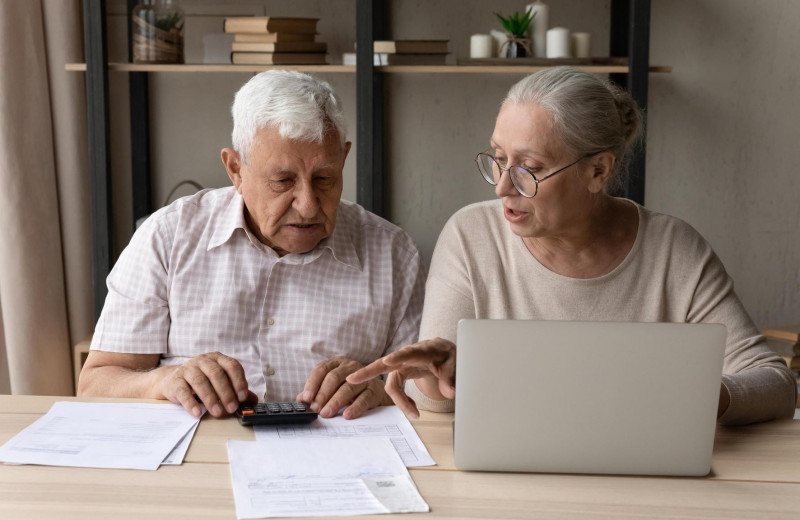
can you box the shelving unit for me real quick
[78,0,662,321]
[66,63,672,74]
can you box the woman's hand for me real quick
[347,338,456,418]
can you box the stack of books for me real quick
[762,324,800,407]
[763,324,800,372]
[343,40,449,66]
[223,17,326,65]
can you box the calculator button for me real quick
[292,403,306,412]
[241,409,254,416]
[279,403,294,412]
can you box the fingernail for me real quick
[320,406,332,417]
[226,401,238,414]
[212,404,223,416]
[238,390,248,401]
[303,391,312,402]
[192,406,201,417]
[309,402,320,412]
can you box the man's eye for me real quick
[270,179,294,191]
[315,177,335,188]
[494,157,508,166]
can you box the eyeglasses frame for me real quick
[475,151,596,198]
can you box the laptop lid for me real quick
[453,320,726,476]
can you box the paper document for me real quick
[161,420,200,465]
[0,401,200,470]
[254,405,434,467]
[794,408,800,420]
[227,437,429,519]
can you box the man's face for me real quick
[223,126,350,256]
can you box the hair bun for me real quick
[608,84,644,147]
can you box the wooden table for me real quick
[2,395,800,519]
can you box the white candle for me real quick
[526,1,549,58]
[470,34,493,59]
[571,32,591,58]
[546,27,571,58]
[489,29,507,58]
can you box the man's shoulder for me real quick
[143,187,235,230]
[336,200,419,256]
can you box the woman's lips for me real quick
[503,205,529,223]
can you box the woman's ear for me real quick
[221,148,243,192]
[585,152,616,194]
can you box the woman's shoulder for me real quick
[637,203,714,258]
[444,199,506,236]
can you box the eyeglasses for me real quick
[475,150,591,198]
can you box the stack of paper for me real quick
[229,406,433,518]
[0,402,202,470]
[228,437,429,519]
[254,405,434,467]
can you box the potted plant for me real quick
[495,10,535,58]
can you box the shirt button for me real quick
[267,317,275,326]
[266,367,275,376]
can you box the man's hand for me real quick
[347,338,456,418]
[297,356,390,420]
[159,352,257,418]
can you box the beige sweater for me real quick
[407,199,796,425]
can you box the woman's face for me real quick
[490,102,590,239]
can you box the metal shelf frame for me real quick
[82,0,652,321]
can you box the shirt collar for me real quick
[207,191,362,271]
[207,189,246,250]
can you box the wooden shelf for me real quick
[65,63,671,74]
[65,62,355,73]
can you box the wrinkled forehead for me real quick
[492,102,565,158]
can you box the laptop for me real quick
[453,320,726,477]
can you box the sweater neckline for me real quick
[510,198,645,285]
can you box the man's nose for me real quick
[293,181,320,218]
[494,168,517,198]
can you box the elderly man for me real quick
[78,71,425,421]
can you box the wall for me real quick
[105,0,799,330]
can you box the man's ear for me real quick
[221,148,243,192]
[343,141,352,162]
[585,151,616,194]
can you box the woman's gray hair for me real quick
[503,66,643,193]
[231,70,346,163]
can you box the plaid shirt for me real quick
[92,187,425,401]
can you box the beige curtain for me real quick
[0,0,92,395]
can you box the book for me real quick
[223,17,318,35]
[232,41,327,53]
[342,52,447,66]
[234,32,316,43]
[231,52,327,65]
[763,325,800,371]
[372,40,448,54]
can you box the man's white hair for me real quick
[231,70,346,163]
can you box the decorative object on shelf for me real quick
[223,16,325,65]
[350,40,449,65]
[494,10,535,58]
[546,26,571,58]
[571,32,591,58]
[470,34,493,59]
[489,30,508,58]
[525,1,549,57]
[132,0,184,64]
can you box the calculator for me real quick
[236,402,318,426]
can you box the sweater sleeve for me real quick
[682,231,796,425]
[408,213,478,412]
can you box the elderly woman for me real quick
[349,67,796,426]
